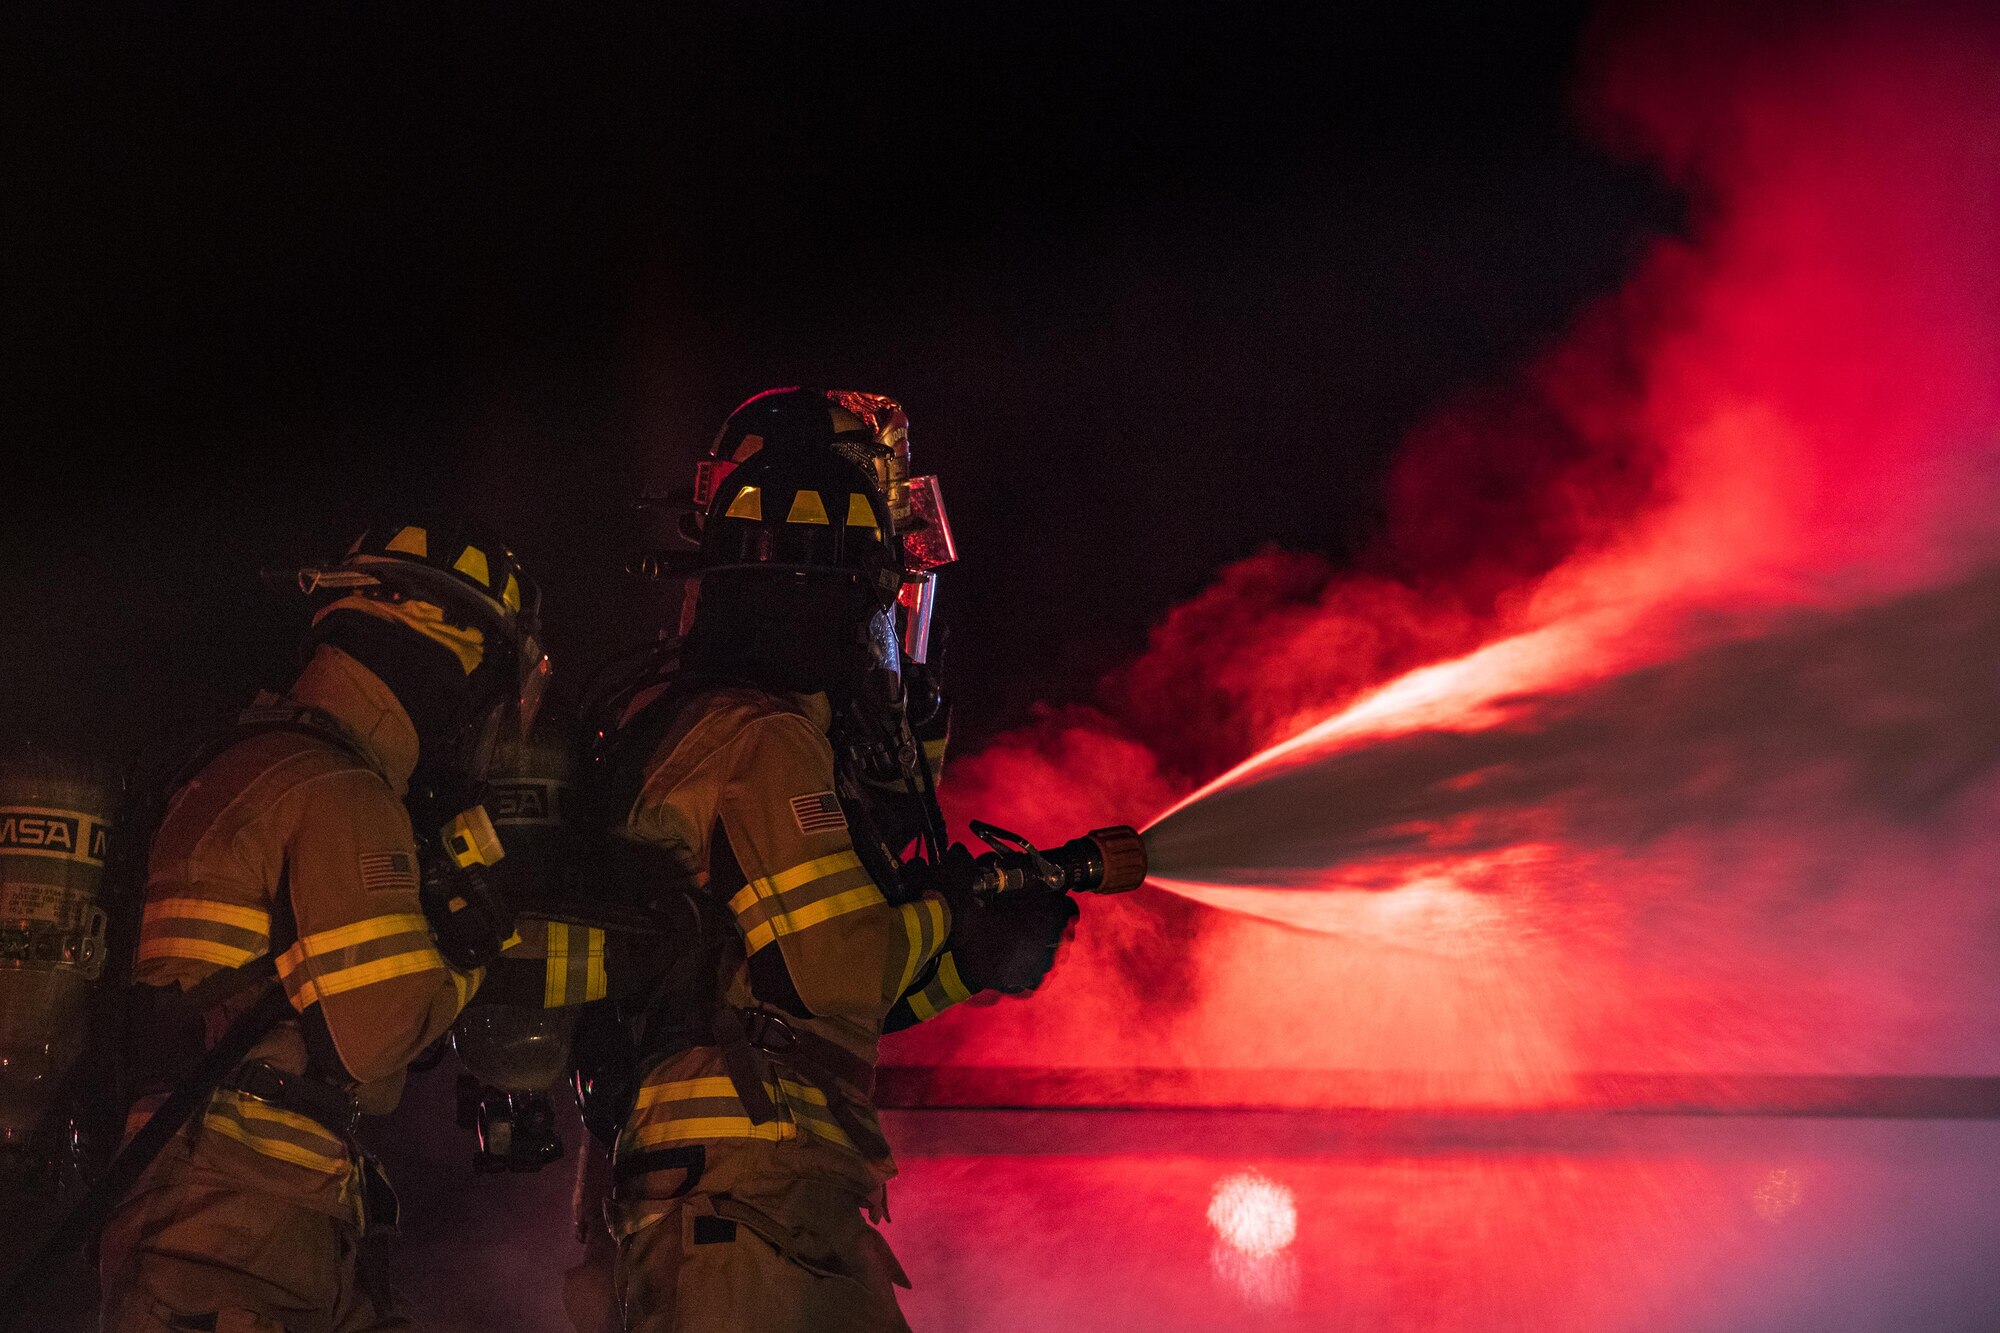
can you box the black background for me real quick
[0,3,1676,770]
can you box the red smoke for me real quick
[894,0,2000,1084]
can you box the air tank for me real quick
[0,749,114,1157]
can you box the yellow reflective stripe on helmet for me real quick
[384,526,428,557]
[724,486,762,520]
[453,545,491,587]
[501,572,522,613]
[785,490,829,525]
[845,494,878,528]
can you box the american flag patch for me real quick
[359,851,418,894]
[789,792,848,836]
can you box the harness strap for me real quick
[220,1058,361,1140]
[711,1004,782,1124]
[735,1008,890,1160]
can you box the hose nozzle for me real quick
[969,821,1148,897]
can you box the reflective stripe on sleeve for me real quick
[544,922,610,1008]
[276,913,443,1009]
[201,1089,350,1175]
[905,950,973,1022]
[726,851,885,955]
[137,897,270,968]
[892,894,949,996]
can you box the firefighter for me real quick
[582,389,1076,1333]
[98,518,548,1333]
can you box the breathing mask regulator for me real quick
[268,519,549,970]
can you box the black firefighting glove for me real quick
[918,842,1078,996]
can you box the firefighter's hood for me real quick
[288,644,421,796]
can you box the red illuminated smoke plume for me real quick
[894,1,2000,1082]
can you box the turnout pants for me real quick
[99,1172,407,1333]
[608,1155,910,1333]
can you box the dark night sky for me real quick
[0,4,1676,770]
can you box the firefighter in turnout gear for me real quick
[98,518,548,1333]
[583,389,1075,1333]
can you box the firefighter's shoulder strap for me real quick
[574,667,720,838]
[569,667,735,1143]
[199,693,385,785]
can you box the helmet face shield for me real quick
[901,475,957,572]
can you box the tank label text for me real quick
[489,779,564,826]
[0,806,108,866]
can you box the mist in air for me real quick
[901,0,2000,1087]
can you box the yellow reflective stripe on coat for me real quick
[775,1077,856,1151]
[632,1075,742,1110]
[905,950,973,1022]
[277,912,441,1009]
[893,894,949,997]
[627,1075,798,1148]
[622,1074,859,1154]
[727,850,885,955]
[202,1089,351,1175]
[629,1116,794,1147]
[137,897,270,968]
[543,921,609,1008]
